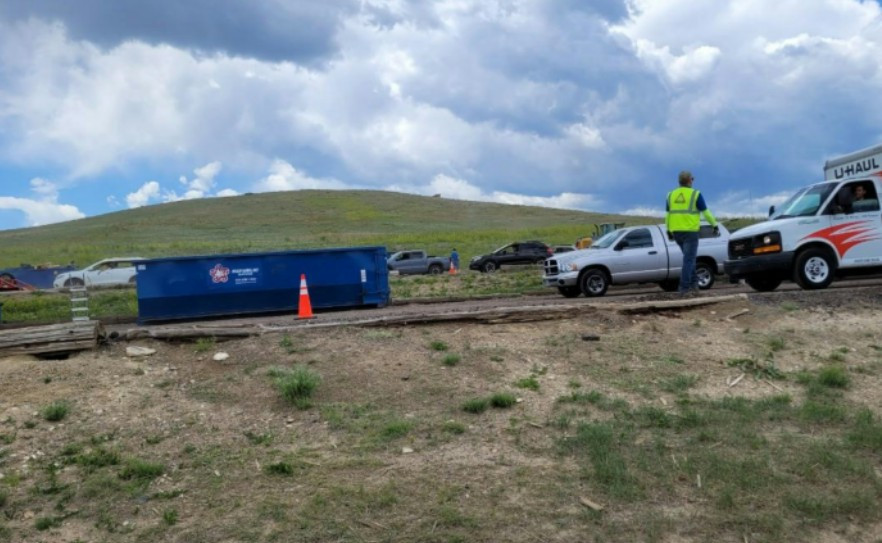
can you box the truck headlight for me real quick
[752,231,782,255]
[566,262,579,272]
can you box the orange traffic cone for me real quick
[449,263,457,275]
[297,274,315,319]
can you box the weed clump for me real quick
[817,366,849,388]
[490,393,517,409]
[41,401,69,422]
[271,365,321,409]
[119,458,165,481]
[442,354,461,366]
[462,398,489,414]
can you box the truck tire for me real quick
[428,264,443,275]
[744,275,782,292]
[482,261,498,273]
[793,248,836,290]
[579,269,609,297]
[557,286,581,298]
[658,279,679,292]
[696,262,715,290]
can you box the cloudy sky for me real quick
[1,0,881,230]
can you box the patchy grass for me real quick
[441,353,461,366]
[271,365,321,409]
[40,401,69,422]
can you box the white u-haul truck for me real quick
[725,144,882,291]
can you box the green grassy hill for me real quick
[0,190,656,267]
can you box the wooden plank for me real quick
[0,321,104,357]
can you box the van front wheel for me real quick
[744,275,782,292]
[794,248,835,290]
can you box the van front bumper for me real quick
[724,252,794,282]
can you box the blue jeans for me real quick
[673,231,699,293]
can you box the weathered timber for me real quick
[613,294,748,315]
[0,320,105,357]
[125,327,257,341]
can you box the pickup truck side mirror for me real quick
[768,205,775,217]
[614,241,629,251]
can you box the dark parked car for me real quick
[469,241,552,273]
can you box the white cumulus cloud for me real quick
[0,178,84,226]
[126,181,161,208]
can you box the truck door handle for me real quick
[648,251,658,255]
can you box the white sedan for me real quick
[53,258,145,288]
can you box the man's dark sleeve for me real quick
[696,193,708,212]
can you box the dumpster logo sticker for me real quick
[209,264,230,284]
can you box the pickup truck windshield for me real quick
[772,182,837,219]
[589,231,621,249]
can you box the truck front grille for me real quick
[728,239,753,260]
[544,260,559,276]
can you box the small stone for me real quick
[214,470,221,477]
[402,447,414,454]
[213,352,230,362]
[126,346,156,357]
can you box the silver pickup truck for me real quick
[542,224,730,297]
[387,250,452,275]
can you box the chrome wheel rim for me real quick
[804,256,829,284]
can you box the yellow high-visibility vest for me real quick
[666,187,702,232]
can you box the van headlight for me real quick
[752,231,782,255]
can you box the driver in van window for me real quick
[854,184,868,201]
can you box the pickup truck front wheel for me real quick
[428,264,444,275]
[579,269,609,297]
[557,286,581,298]
[744,275,782,292]
[794,248,836,290]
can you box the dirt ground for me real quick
[3,287,882,542]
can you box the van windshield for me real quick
[590,231,622,249]
[771,182,837,219]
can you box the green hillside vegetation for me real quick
[0,190,654,267]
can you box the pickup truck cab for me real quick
[543,224,729,297]
[725,174,882,291]
[387,250,451,275]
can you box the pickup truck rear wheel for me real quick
[428,264,443,275]
[744,275,782,292]
[482,261,498,273]
[557,286,581,298]
[658,279,679,292]
[579,269,609,297]
[794,248,836,290]
[696,262,715,290]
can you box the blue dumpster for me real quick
[135,246,389,323]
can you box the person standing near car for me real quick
[665,171,719,295]
[450,248,460,272]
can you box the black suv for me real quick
[468,241,552,273]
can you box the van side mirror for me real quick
[768,205,775,217]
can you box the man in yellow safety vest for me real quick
[665,171,719,295]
